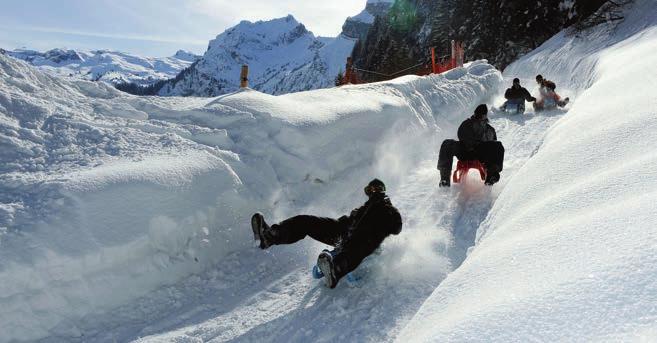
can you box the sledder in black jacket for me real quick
[502,78,535,113]
[251,178,402,288]
[504,79,535,102]
[457,113,497,152]
[437,104,505,187]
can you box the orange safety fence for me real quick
[340,40,465,86]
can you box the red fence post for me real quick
[344,57,353,85]
[431,47,436,74]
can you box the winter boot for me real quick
[317,249,339,288]
[484,171,500,186]
[251,212,274,249]
[312,264,324,279]
[439,168,451,187]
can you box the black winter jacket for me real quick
[458,117,497,151]
[504,85,534,102]
[337,193,402,255]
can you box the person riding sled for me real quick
[533,75,569,111]
[501,78,535,114]
[437,104,505,187]
[250,178,402,288]
[535,74,549,98]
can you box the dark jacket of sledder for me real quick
[504,85,534,102]
[336,193,402,258]
[457,117,497,151]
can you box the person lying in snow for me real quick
[437,104,505,187]
[251,178,402,288]
[501,78,536,114]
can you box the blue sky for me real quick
[0,0,366,57]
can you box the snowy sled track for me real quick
[0,53,564,342]
[1,51,566,341]
[72,107,563,342]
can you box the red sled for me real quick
[452,160,487,184]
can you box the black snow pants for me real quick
[437,139,505,173]
[270,215,348,247]
[269,215,367,279]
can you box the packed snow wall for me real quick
[398,0,657,341]
[0,53,502,341]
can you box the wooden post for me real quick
[240,65,249,88]
[457,41,465,67]
[431,47,436,74]
[345,57,353,84]
[451,40,457,69]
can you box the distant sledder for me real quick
[437,104,505,187]
[500,78,536,114]
[251,179,402,289]
[533,74,569,111]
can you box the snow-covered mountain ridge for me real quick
[156,15,350,96]
[156,2,391,97]
[5,1,390,97]
[5,48,199,85]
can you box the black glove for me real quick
[530,97,537,102]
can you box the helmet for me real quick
[474,104,488,119]
[364,179,386,196]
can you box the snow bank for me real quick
[398,0,657,341]
[0,51,501,341]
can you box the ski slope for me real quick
[1,0,656,341]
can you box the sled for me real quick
[452,160,486,184]
[311,248,381,288]
[535,96,569,111]
[501,100,525,114]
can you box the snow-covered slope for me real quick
[0,50,501,341]
[398,0,657,341]
[6,48,199,85]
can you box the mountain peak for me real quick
[341,0,393,39]
[208,15,312,53]
[173,50,200,62]
[154,14,355,97]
